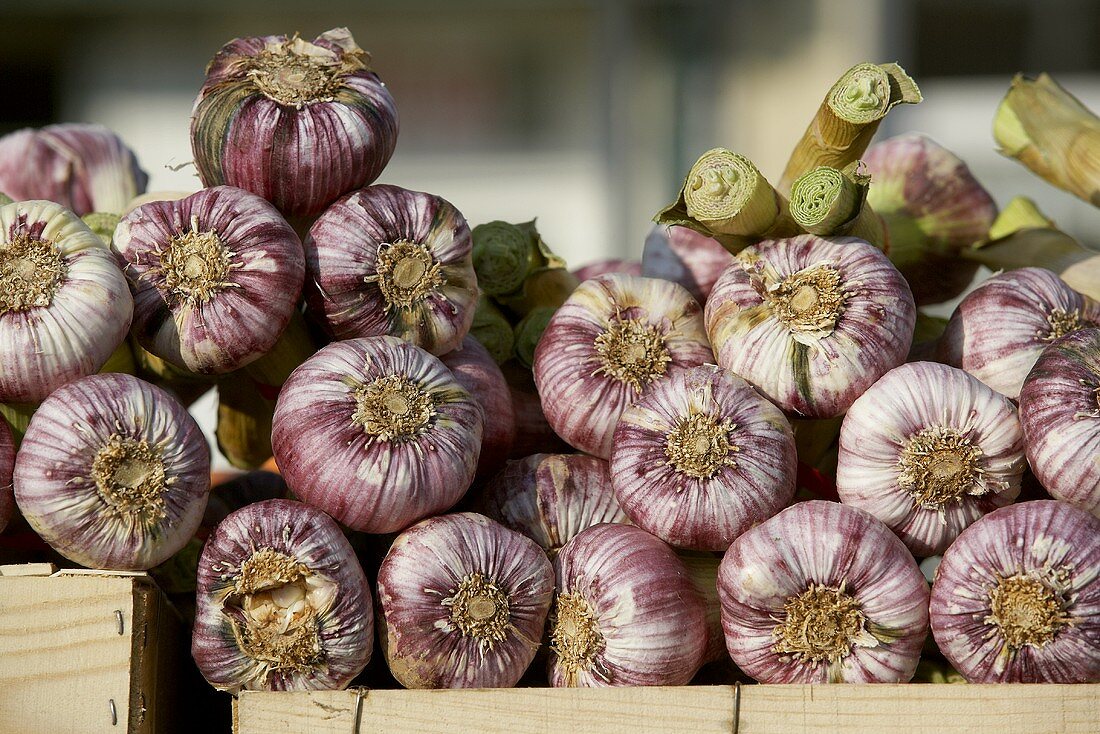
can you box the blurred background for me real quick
[4,0,1099,467]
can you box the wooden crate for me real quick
[235,683,1100,734]
[0,563,198,734]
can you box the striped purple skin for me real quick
[439,336,514,480]
[641,224,733,304]
[937,267,1100,400]
[0,124,148,216]
[476,453,627,554]
[572,259,642,282]
[304,184,478,356]
[1019,328,1100,516]
[718,501,929,683]
[533,274,713,459]
[864,133,996,305]
[271,336,482,533]
[837,362,1026,557]
[190,28,398,219]
[705,235,915,419]
[14,373,210,570]
[377,512,553,688]
[0,419,13,534]
[113,186,304,375]
[611,364,797,551]
[0,201,133,403]
[193,499,372,692]
[930,501,1100,682]
[548,523,707,686]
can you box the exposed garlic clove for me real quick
[0,200,133,403]
[0,419,13,533]
[113,186,305,375]
[377,512,554,688]
[304,185,478,356]
[837,362,1026,557]
[719,501,929,683]
[193,499,372,692]
[534,274,712,458]
[1019,328,1100,516]
[705,234,915,419]
[191,28,398,219]
[930,500,1100,682]
[0,124,148,216]
[440,336,515,480]
[548,523,707,686]
[14,373,210,570]
[611,364,797,551]
[272,336,483,534]
[476,453,627,555]
[641,224,733,304]
[937,267,1100,400]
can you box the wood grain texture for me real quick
[236,684,1100,734]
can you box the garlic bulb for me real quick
[641,224,733,304]
[937,267,1100,400]
[477,453,627,555]
[0,123,148,216]
[705,235,915,418]
[377,512,553,688]
[610,364,797,551]
[113,185,305,375]
[718,501,929,683]
[1019,328,1100,515]
[837,362,1026,556]
[549,523,707,686]
[0,200,133,403]
[501,361,571,458]
[534,274,712,458]
[440,336,515,480]
[0,419,13,534]
[271,336,482,533]
[305,184,478,355]
[193,499,373,692]
[930,500,1100,682]
[14,373,209,570]
[191,27,398,218]
[863,133,997,305]
[572,259,642,282]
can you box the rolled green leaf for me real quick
[216,371,275,470]
[788,163,886,246]
[778,62,922,193]
[656,148,801,251]
[995,73,1100,207]
[242,309,317,392]
[0,402,35,445]
[81,212,121,246]
[496,266,579,318]
[469,297,516,365]
[987,196,1055,239]
[472,221,539,296]
[513,306,556,368]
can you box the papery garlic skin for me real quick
[0,419,13,533]
[305,184,477,355]
[14,373,209,570]
[193,499,372,692]
[377,512,553,688]
[719,501,929,683]
[534,274,712,458]
[864,133,997,305]
[271,336,482,533]
[930,501,1100,682]
[191,28,398,218]
[938,267,1100,400]
[548,523,707,687]
[572,259,642,282]
[611,364,796,551]
[0,124,148,216]
[705,235,915,418]
[0,200,133,403]
[642,224,734,304]
[1019,328,1100,516]
[113,186,305,375]
[477,453,627,555]
[440,336,515,480]
[837,362,1026,556]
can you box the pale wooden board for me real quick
[236,684,1100,734]
[0,574,138,734]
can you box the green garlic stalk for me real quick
[81,212,121,246]
[778,62,922,194]
[788,163,886,246]
[469,297,516,365]
[216,371,275,470]
[513,307,556,368]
